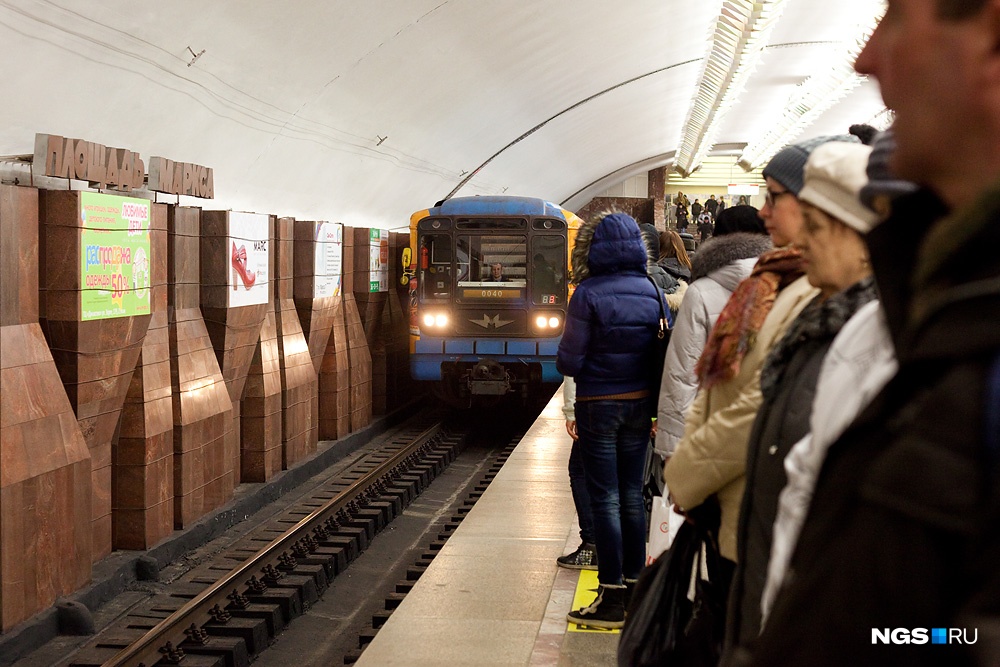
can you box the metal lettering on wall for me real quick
[33,133,145,192]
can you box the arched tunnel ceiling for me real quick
[0,0,887,229]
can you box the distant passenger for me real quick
[706,194,719,218]
[638,223,679,294]
[557,211,661,630]
[697,212,715,241]
[692,198,703,219]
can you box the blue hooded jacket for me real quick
[557,212,663,397]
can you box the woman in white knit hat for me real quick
[723,141,881,660]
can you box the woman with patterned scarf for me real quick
[663,136,857,589]
[722,142,880,661]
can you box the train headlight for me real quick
[534,314,562,330]
[421,312,450,330]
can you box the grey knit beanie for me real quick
[762,134,861,196]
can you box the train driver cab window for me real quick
[531,237,566,305]
[418,234,452,299]
[456,234,526,289]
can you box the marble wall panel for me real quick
[274,218,317,468]
[167,207,232,528]
[318,296,350,440]
[386,232,412,410]
[1,185,91,631]
[241,310,283,481]
[292,220,337,445]
[201,211,268,488]
[38,190,151,562]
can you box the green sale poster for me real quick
[79,191,152,321]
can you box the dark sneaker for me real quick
[556,543,598,570]
[566,584,626,629]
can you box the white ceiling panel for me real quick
[0,0,887,228]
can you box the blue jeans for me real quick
[568,442,594,545]
[576,397,653,585]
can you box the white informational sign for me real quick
[728,183,761,196]
[228,211,270,307]
[314,222,343,298]
[369,228,389,293]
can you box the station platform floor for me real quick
[356,384,619,667]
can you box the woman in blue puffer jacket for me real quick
[557,211,662,629]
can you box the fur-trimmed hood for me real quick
[571,211,649,283]
[691,232,773,282]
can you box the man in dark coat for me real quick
[741,2,1000,666]
[705,194,719,218]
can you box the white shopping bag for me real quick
[646,494,684,565]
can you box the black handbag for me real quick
[618,503,727,667]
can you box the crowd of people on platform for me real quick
[554,3,1000,664]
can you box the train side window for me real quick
[531,237,566,305]
[419,234,452,299]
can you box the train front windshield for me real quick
[417,218,567,309]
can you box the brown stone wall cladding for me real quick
[166,206,232,528]
[387,232,412,410]
[575,197,654,226]
[200,211,268,488]
[241,309,283,481]
[292,220,337,444]
[648,166,667,230]
[342,228,372,431]
[241,216,283,482]
[38,190,151,562]
[352,228,386,415]
[1,185,92,631]
[318,295,351,440]
[114,202,174,550]
[275,217,318,468]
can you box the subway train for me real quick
[403,196,581,405]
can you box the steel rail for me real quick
[102,422,444,667]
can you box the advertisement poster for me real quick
[314,222,343,298]
[369,228,389,293]
[79,191,152,321]
[229,211,269,307]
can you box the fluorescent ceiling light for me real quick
[674,0,791,178]
[737,11,885,171]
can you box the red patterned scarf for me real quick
[695,247,805,389]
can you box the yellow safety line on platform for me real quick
[566,569,620,634]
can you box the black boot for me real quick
[566,584,626,629]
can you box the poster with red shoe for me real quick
[228,211,269,307]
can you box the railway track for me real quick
[65,414,475,667]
